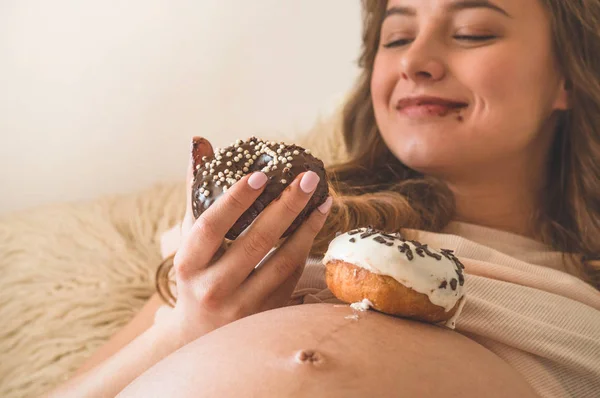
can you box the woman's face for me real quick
[372,0,569,179]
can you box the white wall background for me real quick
[0,0,362,215]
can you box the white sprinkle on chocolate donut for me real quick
[191,137,327,240]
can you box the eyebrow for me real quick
[384,0,512,20]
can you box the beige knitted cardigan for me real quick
[289,222,600,398]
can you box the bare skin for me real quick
[47,140,333,397]
[372,0,569,238]
[119,304,538,398]
[50,0,570,396]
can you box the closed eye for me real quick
[382,39,413,48]
[382,35,497,48]
[454,35,497,42]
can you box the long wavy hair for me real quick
[157,0,600,303]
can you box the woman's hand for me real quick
[162,137,333,346]
[45,137,332,398]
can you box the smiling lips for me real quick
[396,96,468,117]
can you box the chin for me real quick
[382,133,454,174]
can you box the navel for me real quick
[294,349,326,367]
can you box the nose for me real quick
[400,37,446,83]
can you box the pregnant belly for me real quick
[120,304,536,398]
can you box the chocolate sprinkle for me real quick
[439,281,448,289]
[382,232,404,241]
[422,245,443,260]
[410,240,443,261]
[373,236,387,244]
[450,279,458,291]
[349,238,356,243]
[360,230,377,239]
[397,243,414,261]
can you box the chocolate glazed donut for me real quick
[191,137,329,240]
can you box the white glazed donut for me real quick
[323,227,466,325]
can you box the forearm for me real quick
[46,322,182,398]
[72,294,165,378]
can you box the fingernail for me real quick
[317,196,333,214]
[248,172,268,190]
[300,171,320,194]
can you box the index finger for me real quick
[174,171,270,280]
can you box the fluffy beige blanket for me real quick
[0,114,345,397]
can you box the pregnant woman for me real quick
[49,0,600,397]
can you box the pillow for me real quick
[0,183,185,397]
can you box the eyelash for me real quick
[382,35,497,48]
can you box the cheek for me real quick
[462,48,523,108]
[371,54,398,111]
[457,45,557,152]
[463,43,557,118]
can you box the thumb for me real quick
[182,137,215,238]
